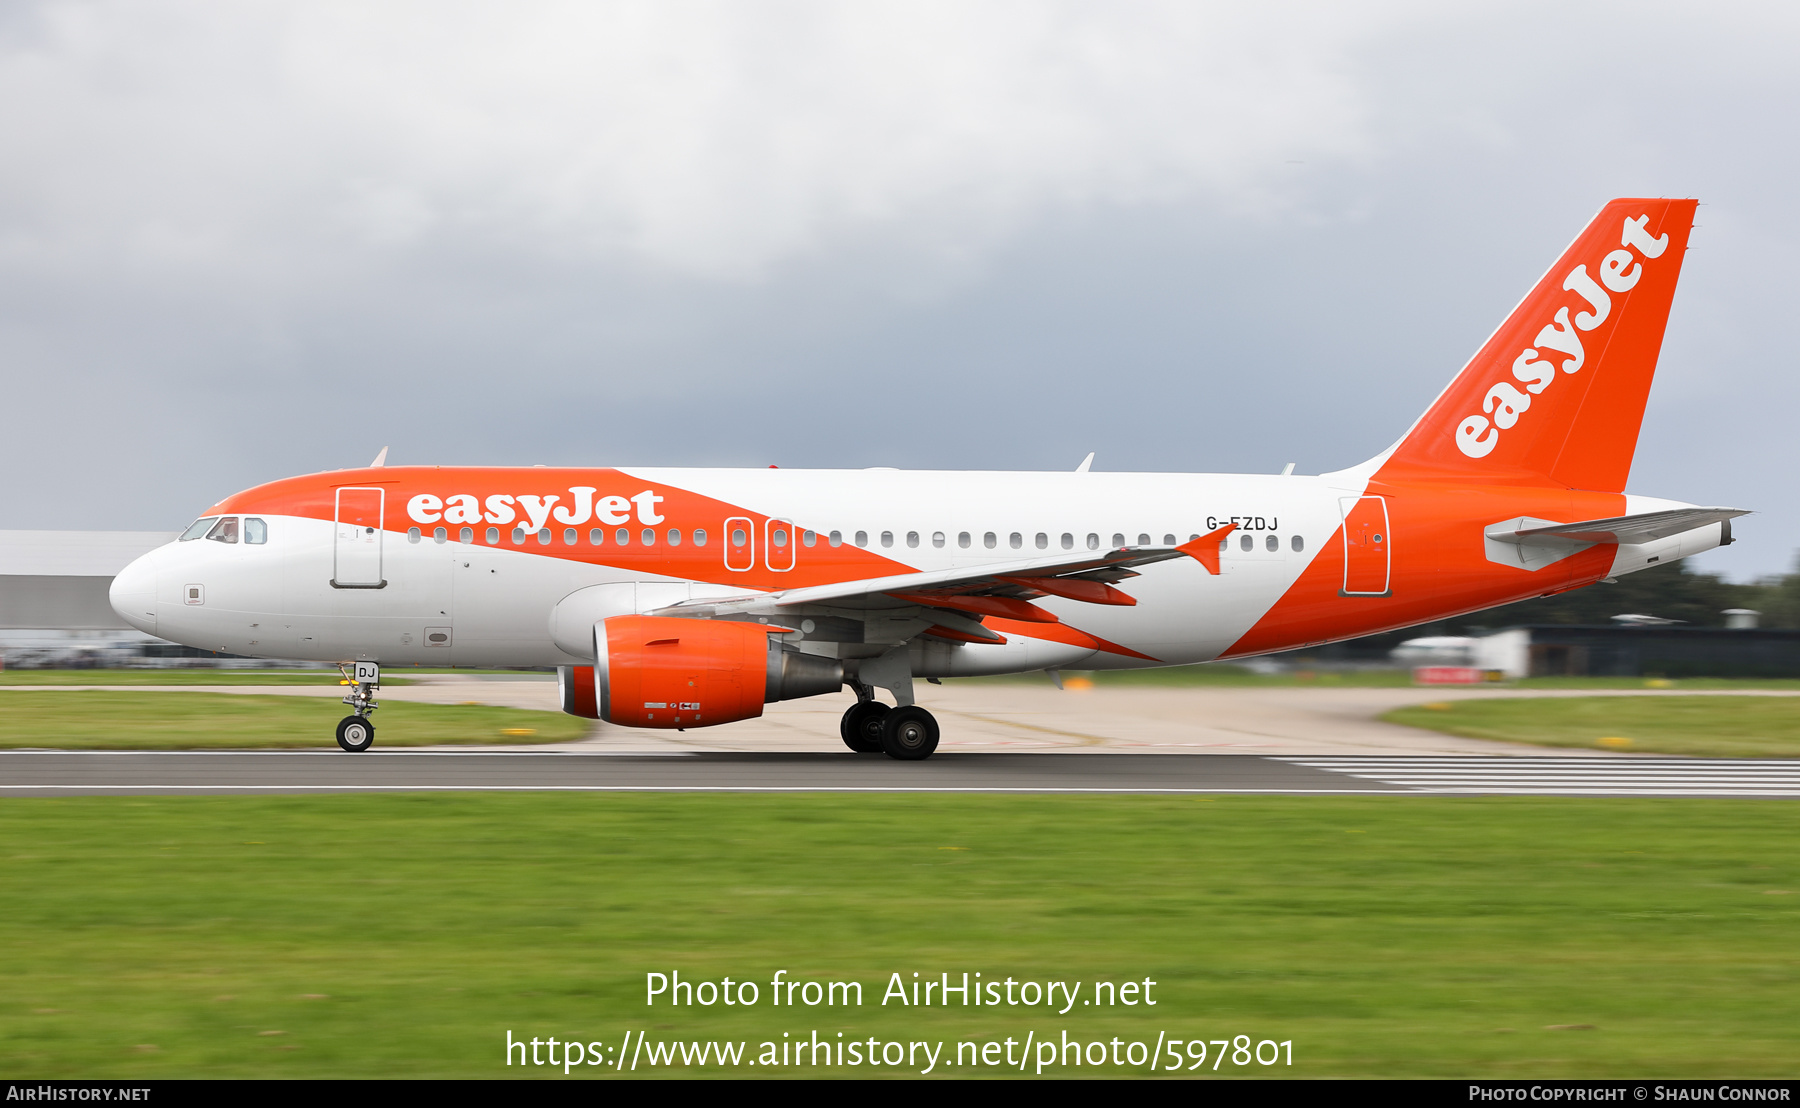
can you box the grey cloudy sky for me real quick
[3,1,1795,579]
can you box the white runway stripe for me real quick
[1281,756,1800,796]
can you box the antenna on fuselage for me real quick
[370,446,389,468]
[1074,452,1094,474]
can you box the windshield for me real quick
[179,517,217,541]
[205,517,239,544]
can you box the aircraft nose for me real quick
[110,553,158,635]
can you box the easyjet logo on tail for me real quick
[1455,215,1670,459]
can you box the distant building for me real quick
[1473,623,1800,679]
[0,530,216,667]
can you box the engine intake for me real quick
[559,615,842,728]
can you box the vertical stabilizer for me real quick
[1380,199,1696,492]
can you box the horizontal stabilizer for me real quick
[1487,506,1749,546]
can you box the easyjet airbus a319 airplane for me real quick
[110,198,1744,759]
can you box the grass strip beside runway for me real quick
[0,794,1794,1077]
[975,665,1800,690]
[1385,695,1800,757]
[0,670,415,686]
[0,691,586,749]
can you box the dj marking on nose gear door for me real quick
[110,199,1745,760]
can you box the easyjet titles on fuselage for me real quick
[407,488,667,531]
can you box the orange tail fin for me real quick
[1379,198,1697,492]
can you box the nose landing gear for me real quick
[336,714,375,753]
[336,661,380,752]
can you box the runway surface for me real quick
[4,750,1798,797]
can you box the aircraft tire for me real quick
[336,715,375,753]
[840,701,889,753]
[879,706,939,761]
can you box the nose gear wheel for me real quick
[336,715,375,752]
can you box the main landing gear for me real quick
[839,683,939,760]
[336,662,380,752]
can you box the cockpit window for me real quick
[244,518,268,544]
[179,517,217,541]
[205,517,239,544]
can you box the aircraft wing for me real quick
[1486,507,1750,546]
[652,525,1238,623]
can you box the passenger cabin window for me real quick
[1240,534,1254,551]
[460,527,473,544]
[1163,534,1176,546]
[932,532,946,549]
[1035,533,1048,550]
[511,527,525,544]
[983,532,996,549]
[564,528,577,546]
[640,528,656,547]
[829,530,843,547]
[803,530,816,547]
[205,517,239,544]
[616,528,630,546]
[179,517,217,541]
[1138,533,1151,546]
[732,527,748,548]
[435,526,448,544]
[487,526,500,544]
[1086,533,1099,550]
[905,531,919,548]
[1112,533,1125,548]
[668,528,683,546]
[1009,533,1022,549]
[694,529,708,547]
[770,527,786,548]
[1291,535,1305,553]
[881,531,894,548]
[855,531,868,548]
[538,528,552,545]
[244,518,268,544]
[1266,534,1279,552]
[957,532,970,549]
[408,527,422,544]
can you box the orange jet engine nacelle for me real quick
[559,615,843,729]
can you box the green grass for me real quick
[967,665,1417,687]
[0,669,416,686]
[0,795,1794,1078]
[1385,695,1800,757]
[0,691,587,749]
[1512,677,1800,691]
[970,666,1800,691]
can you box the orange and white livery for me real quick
[111,198,1744,758]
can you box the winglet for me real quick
[1177,523,1238,575]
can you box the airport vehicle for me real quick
[110,198,1744,758]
